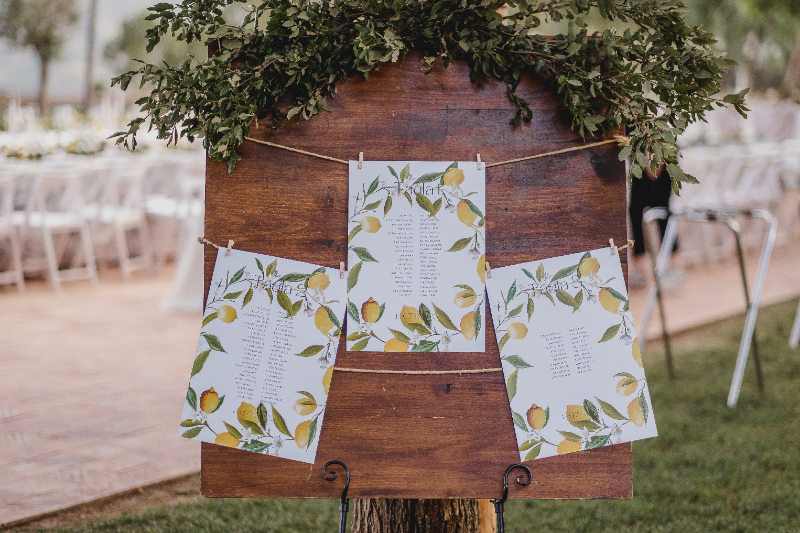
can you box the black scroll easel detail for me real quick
[323,460,350,533]
[492,463,532,533]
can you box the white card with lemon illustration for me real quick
[346,161,486,353]
[179,248,346,464]
[485,247,657,461]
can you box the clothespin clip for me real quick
[609,238,617,255]
[486,261,492,279]
[340,261,346,279]
[477,153,483,170]
[358,152,363,169]
[226,239,234,256]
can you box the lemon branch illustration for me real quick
[346,298,388,351]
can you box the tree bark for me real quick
[351,499,496,533]
[38,56,49,119]
[82,0,98,114]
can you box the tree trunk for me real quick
[782,32,800,98]
[82,0,98,114]
[38,56,50,119]
[351,499,496,533]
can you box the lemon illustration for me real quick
[442,168,465,186]
[526,404,546,430]
[293,398,317,416]
[307,271,330,291]
[461,311,476,340]
[578,257,600,277]
[315,307,335,335]
[616,377,638,396]
[628,398,645,426]
[557,439,582,455]
[322,366,334,395]
[199,388,219,413]
[566,404,591,425]
[507,322,528,340]
[456,200,478,227]
[360,216,382,233]
[385,338,410,352]
[361,297,381,323]
[599,289,623,314]
[632,339,643,368]
[478,255,486,284]
[400,305,423,325]
[237,402,259,426]
[454,290,477,308]
[295,420,312,448]
[217,305,237,323]
[215,432,240,448]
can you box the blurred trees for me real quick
[0,0,79,116]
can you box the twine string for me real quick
[334,367,503,375]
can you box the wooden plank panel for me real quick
[202,51,632,499]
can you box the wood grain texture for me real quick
[202,51,632,500]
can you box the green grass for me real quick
[15,299,800,532]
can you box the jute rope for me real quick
[334,367,503,375]
[245,135,631,168]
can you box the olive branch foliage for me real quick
[111,0,748,192]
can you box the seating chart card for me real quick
[346,161,486,353]
[485,247,657,461]
[179,248,346,464]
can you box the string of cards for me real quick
[179,161,657,465]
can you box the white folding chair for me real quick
[0,173,25,292]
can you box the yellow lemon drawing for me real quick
[401,305,423,325]
[557,439,582,455]
[456,200,478,227]
[454,290,477,308]
[507,322,528,340]
[322,366,334,395]
[360,216,382,233]
[293,398,317,416]
[361,297,381,323]
[566,404,591,424]
[526,404,547,430]
[385,338,410,352]
[616,377,638,396]
[461,311,476,340]
[478,254,486,284]
[628,398,645,427]
[632,339,643,368]
[199,388,219,413]
[237,402,259,426]
[307,271,330,291]
[314,307,335,335]
[578,257,600,277]
[217,305,237,323]
[215,432,240,448]
[442,168,465,186]
[295,420,312,448]
[599,288,623,314]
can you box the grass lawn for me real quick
[13,299,800,532]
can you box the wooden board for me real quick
[201,51,632,500]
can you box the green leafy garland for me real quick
[112,0,747,192]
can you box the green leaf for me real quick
[413,171,445,185]
[290,300,302,317]
[498,332,511,353]
[503,355,532,369]
[180,419,204,427]
[277,291,293,316]
[352,247,378,262]
[242,440,269,453]
[415,193,435,215]
[404,192,413,206]
[558,430,582,443]
[614,372,636,379]
[240,418,264,435]
[447,237,472,252]
[191,349,212,377]
[432,302,458,331]
[419,303,432,328]
[297,390,317,403]
[266,288,273,304]
[473,305,481,339]
[388,328,411,343]
[202,334,226,353]
[347,301,360,323]
[583,400,601,423]
[521,268,535,280]
[543,292,555,306]
[384,195,392,216]
[463,199,484,220]
[367,176,380,196]
[556,290,578,309]
[507,280,517,301]
[257,403,268,430]
[271,406,292,437]
[569,418,601,431]
[325,306,341,329]
[524,443,542,460]
[598,323,622,343]
[403,321,431,335]
[507,304,524,319]
[256,258,264,274]
[527,298,534,320]
[507,369,518,401]
[512,411,527,431]
[223,291,243,300]
[278,273,310,283]
[536,263,545,281]
[431,198,442,216]
[347,332,370,341]
[223,422,243,440]
[229,267,245,285]
[640,390,649,424]
[348,261,363,291]
[411,340,440,352]
[264,260,277,277]
[585,434,611,450]
[297,345,326,357]
[308,416,318,446]
[551,264,579,282]
[348,225,363,243]
[519,439,540,451]
[182,427,202,439]
[210,395,225,414]
[242,288,254,308]
[364,201,381,211]
[596,397,628,420]
[202,312,218,327]
[351,338,370,351]
[400,163,410,182]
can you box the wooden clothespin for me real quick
[477,153,482,170]
[340,261,346,279]
[358,152,364,169]
[486,261,492,279]
[609,238,617,255]
[226,239,234,256]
